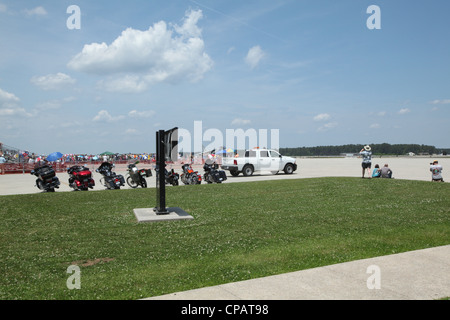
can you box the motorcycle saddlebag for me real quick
[145,169,152,177]
[219,170,227,181]
[40,166,55,180]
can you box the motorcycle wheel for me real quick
[127,176,138,188]
[36,179,44,190]
[140,179,147,188]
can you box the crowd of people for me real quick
[359,145,444,182]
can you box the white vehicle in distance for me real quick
[221,148,297,177]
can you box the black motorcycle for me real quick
[181,164,202,185]
[96,162,125,190]
[203,160,227,184]
[67,165,95,191]
[30,164,60,192]
[126,161,152,188]
[155,165,179,186]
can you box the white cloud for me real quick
[125,128,139,135]
[398,108,410,115]
[245,45,265,69]
[317,122,338,132]
[0,88,20,104]
[128,110,155,118]
[377,111,386,117]
[98,75,148,93]
[68,9,213,90]
[370,123,380,129]
[0,88,32,117]
[430,99,450,105]
[92,110,125,122]
[25,6,47,16]
[231,118,251,126]
[0,4,7,13]
[313,113,331,121]
[31,73,76,90]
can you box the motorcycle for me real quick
[180,163,202,185]
[67,165,95,191]
[155,165,179,186]
[30,163,60,192]
[203,160,227,184]
[126,161,152,188]
[96,162,125,190]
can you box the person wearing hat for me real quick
[360,145,372,178]
[430,160,444,182]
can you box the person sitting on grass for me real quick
[372,164,381,178]
[430,160,444,182]
[380,164,393,179]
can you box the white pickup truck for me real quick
[221,149,298,176]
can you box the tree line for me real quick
[279,143,449,157]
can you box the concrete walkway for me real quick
[147,245,450,300]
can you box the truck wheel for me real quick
[284,164,294,174]
[242,165,254,176]
[230,170,240,177]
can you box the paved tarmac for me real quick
[1,156,449,300]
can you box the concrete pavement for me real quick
[147,245,450,300]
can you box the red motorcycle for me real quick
[181,164,202,185]
[67,165,95,191]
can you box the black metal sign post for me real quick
[133,127,192,222]
[154,129,169,215]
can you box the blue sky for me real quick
[1,0,449,154]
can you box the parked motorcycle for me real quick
[203,160,227,184]
[155,165,179,186]
[96,162,125,190]
[67,165,95,191]
[30,164,60,192]
[181,164,202,185]
[126,161,152,188]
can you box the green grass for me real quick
[1,177,449,300]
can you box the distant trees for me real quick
[279,144,447,156]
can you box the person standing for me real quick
[430,160,444,182]
[360,145,372,178]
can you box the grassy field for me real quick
[0,177,449,300]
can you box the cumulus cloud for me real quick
[317,122,338,132]
[231,118,251,126]
[0,88,31,117]
[430,99,450,105]
[92,110,125,122]
[398,108,410,115]
[31,73,76,90]
[25,6,47,16]
[68,9,213,92]
[313,113,331,121]
[128,110,155,118]
[245,45,265,69]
